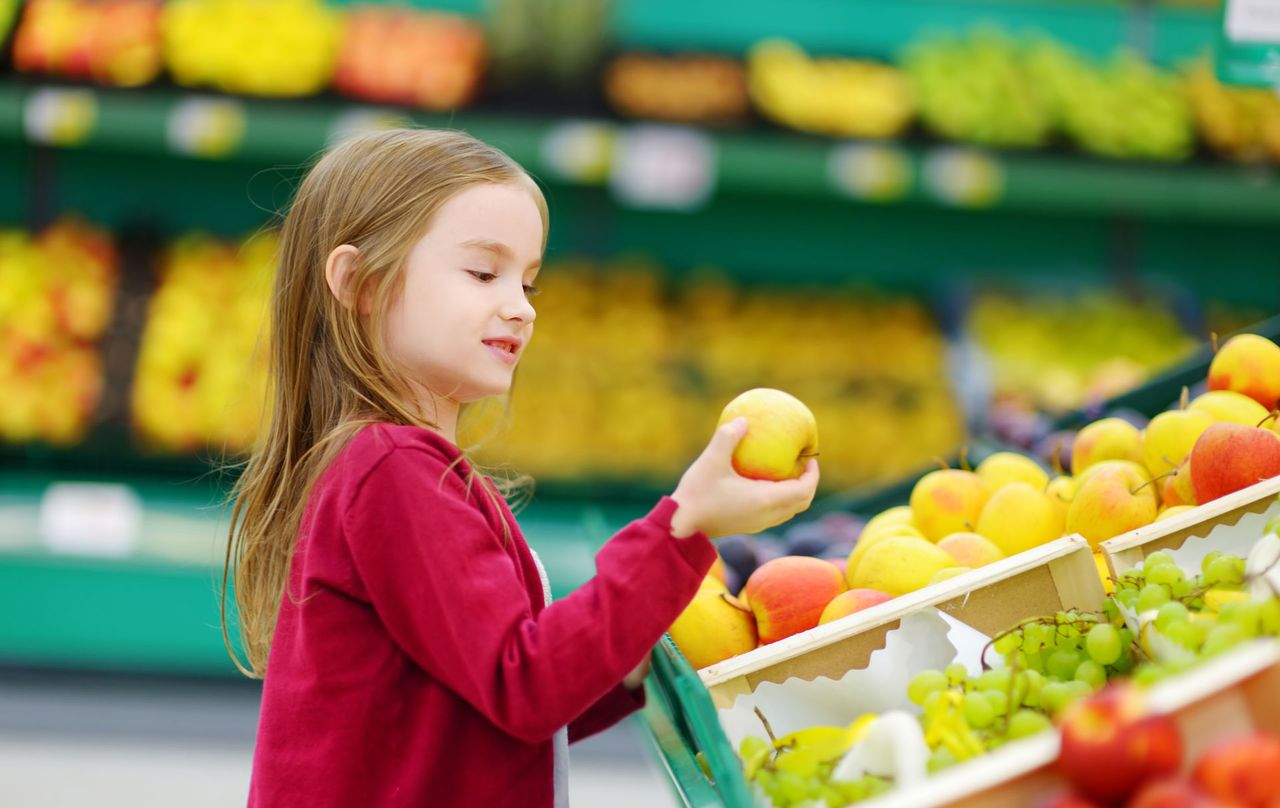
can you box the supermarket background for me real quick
[1,0,1279,804]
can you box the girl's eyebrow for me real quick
[459,238,541,271]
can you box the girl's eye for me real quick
[523,285,540,297]
[467,270,497,283]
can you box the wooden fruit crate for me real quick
[698,535,1105,710]
[1100,475,1280,578]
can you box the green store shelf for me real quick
[0,468,642,676]
[4,81,1278,225]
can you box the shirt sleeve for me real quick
[342,444,715,744]
[568,681,646,744]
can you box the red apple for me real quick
[1058,684,1182,804]
[1192,732,1280,808]
[742,556,843,644]
[1128,778,1225,808]
[1035,794,1105,808]
[1189,423,1280,503]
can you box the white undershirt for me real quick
[529,549,570,808]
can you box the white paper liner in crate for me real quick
[717,608,994,752]
[1162,500,1280,573]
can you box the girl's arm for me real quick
[343,442,714,744]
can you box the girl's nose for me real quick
[501,283,536,324]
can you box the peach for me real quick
[718,388,818,480]
[975,451,1049,491]
[743,556,844,644]
[817,588,893,625]
[909,469,990,541]
[976,482,1064,556]
[1066,464,1159,548]
[1207,333,1280,410]
[668,588,758,669]
[1189,422,1280,503]
[1073,417,1144,474]
[937,531,1005,568]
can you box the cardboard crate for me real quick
[1101,476,1280,578]
[699,535,1105,710]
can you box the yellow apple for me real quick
[909,469,991,541]
[1208,333,1280,410]
[668,588,758,669]
[860,505,915,537]
[1066,464,1158,548]
[1189,389,1271,427]
[718,388,818,480]
[937,531,1004,568]
[1141,408,1215,477]
[849,535,956,596]
[976,451,1049,492]
[975,482,1064,556]
[1072,417,1144,474]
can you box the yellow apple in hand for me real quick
[717,388,818,480]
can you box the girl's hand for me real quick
[623,655,651,691]
[669,418,820,540]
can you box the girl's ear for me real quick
[324,244,369,314]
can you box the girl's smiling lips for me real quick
[482,336,523,364]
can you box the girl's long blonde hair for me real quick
[222,128,548,679]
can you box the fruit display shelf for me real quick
[0,468,634,676]
[4,80,1280,225]
[643,638,1280,808]
[641,534,1104,805]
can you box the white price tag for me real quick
[1226,0,1280,45]
[923,148,1003,208]
[167,97,246,158]
[828,143,912,202]
[609,125,716,211]
[328,108,410,147]
[39,482,142,558]
[540,121,616,185]
[24,88,97,147]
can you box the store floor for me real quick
[0,668,675,807]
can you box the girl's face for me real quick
[384,181,543,409]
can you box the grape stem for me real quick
[754,706,778,749]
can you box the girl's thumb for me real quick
[711,418,749,456]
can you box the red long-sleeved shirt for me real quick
[247,424,715,807]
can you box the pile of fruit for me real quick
[1184,58,1280,164]
[468,262,963,490]
[0,219,117,445]
[1027,40,1195,162]
[13,0,163,87]
[162,0,342,97]
[131,231,274,453]
[968,287,1199,415]
[333,9,486,111]
[747,40,915,139]
[671,332,1280,672]
[903,29,1053,149]
[605,53,750,125]
[726,518,1280,806]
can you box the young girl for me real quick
[224,128,819,807]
